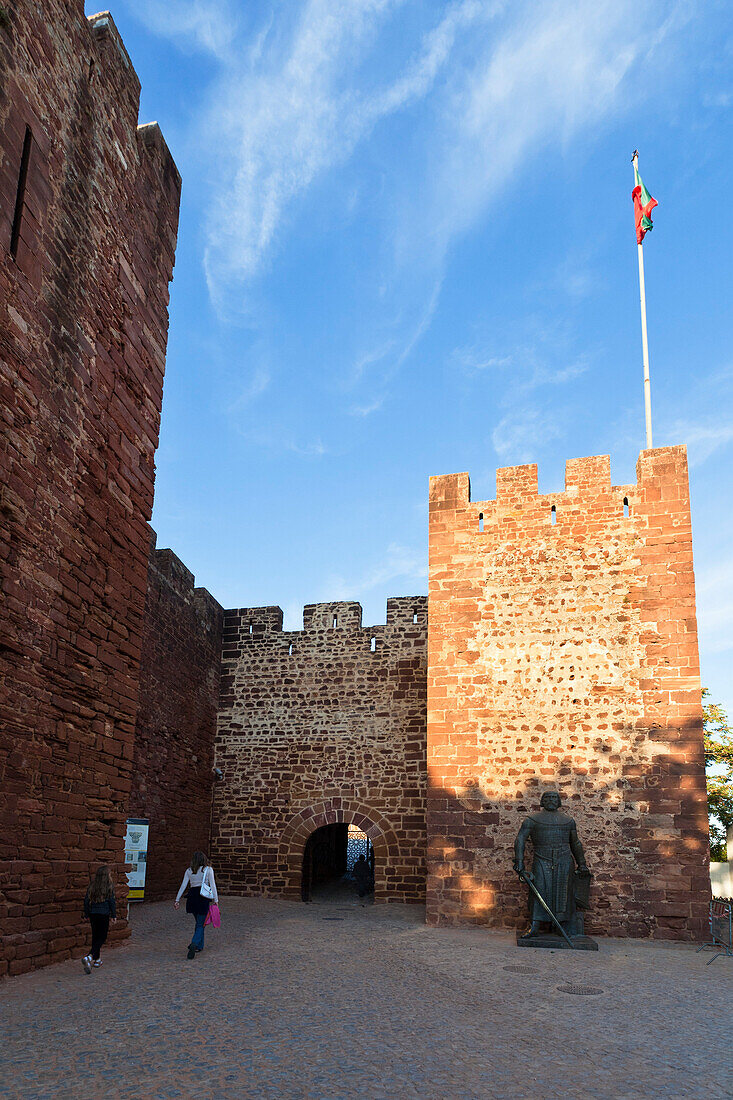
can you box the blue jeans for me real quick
[190,913,206,951]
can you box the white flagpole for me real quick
[633,150,653,449]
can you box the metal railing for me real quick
[697,898,733,964]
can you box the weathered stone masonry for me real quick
[0,5,180,976]
[128,534,223,902]
[212,599,428,903]
[0,3,712,980]
[427,448,710,940]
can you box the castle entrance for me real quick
[301,822,374,903]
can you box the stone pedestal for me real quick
[516,932,598,951]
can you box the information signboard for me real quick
[125,817,149,900]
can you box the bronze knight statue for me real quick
[513,791,596,949]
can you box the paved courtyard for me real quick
[1,894,730,1099]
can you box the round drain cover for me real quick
[503,965,537,974]
[557,983,603,996]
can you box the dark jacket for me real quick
[353,860,372,888]
[84,889,117,919]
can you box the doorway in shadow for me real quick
[301,823,374,904]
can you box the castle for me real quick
[0,4,710,978]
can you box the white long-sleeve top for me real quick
[175,865,219,905]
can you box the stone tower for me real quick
[0,5,181,975]
[427,448,710,940]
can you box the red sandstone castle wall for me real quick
[427,447,710,940]
[0,5,180,976]
[128,535,223,902]
[212,599,427,903]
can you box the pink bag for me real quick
[205,902,221,928]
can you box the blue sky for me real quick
[90,1,732,715]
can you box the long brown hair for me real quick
[190,850,208,873]
[88,865,114,904]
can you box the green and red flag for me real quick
[632,165,658,244]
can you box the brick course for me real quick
[128,534,223,902]
[212,599,428,902]
[0,4,180,976]
[427,448,710,939]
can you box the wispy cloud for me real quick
[133,0,692,339]
[421,1,679,264]
[128,0,697,311]
[492,407,565,462]
[276,543,427,631]
[667,419,733,466]
[227,366,271,412]
[349,397,385,418]
[660,366,733,465]
[702,90,732,109]
[127,0,240,60]
[325,542,428,599]
[453,331,589,392]
[243,425,329,457]
[545,250,600,300]
[199,0,487,307]
[391,277,443,371]
[343,275,443,411]
[451,348,513,373]
[198,1,684,300]
[292,438,329,457]
[696,558,733,654]
[454,321,591,463]
[348,341,397,387]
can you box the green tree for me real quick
[703,690,733,861]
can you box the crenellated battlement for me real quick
[88,12,137,80]
[564,453,611,494]
[87,12,141,133]
[387,595,428,626]
[304,601,364,631]
[224,596,428,642]
[225,606,284,636]
[137,121,181,191]
[84,13,180,199]
[429,447,691,543]
[146,532,222,622]
[152,548,195,594]
[430,446,688,513]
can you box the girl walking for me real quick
[174,851,219,960]
[82,865,117,973]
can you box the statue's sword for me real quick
[517,869,577,949]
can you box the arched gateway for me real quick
[278,799,400,902]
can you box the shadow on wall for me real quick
[427,718,711,941]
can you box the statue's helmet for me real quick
[540,790,562,809]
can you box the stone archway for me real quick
[278,799,400,902]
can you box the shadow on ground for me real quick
[0,897,729,1099]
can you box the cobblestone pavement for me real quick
[1,895,731,1099]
